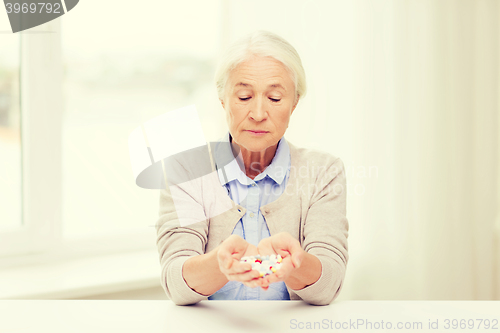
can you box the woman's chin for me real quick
[232,133,279,153]
[240,142,276,153]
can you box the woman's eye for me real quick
[269,98,281,102]
[239,97,251,101]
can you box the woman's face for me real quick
[221,55,298,153]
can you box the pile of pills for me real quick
[240,254,283,278]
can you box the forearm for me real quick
[182,245,229,296]
[284,251,322,290]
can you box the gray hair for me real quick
[214,30,307,101]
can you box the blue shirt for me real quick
[208,132,291,300]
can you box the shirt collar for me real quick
[214,132,290,186]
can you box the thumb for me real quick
[217,247,233,269]
[291,251,303,268]
[223,252,235,269]
[288,240,304,268]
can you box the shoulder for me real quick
[287,140,344,173]
[286,141,347,211]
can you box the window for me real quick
[0,19,62,258]
[0,32,21,232]
[60,0,225,239]
[0,0,227,260]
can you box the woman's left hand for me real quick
[256,232,305,290]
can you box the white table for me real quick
[0,300,499,333]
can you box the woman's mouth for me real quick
[246,130,269,136]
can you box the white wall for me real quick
[224,0,499,300]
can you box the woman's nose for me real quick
[249,97,267,121]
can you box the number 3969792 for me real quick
[5,2,62,14]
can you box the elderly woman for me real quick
[156,31,348,306]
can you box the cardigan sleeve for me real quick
[155,179,210,305]
[292,157,349,305]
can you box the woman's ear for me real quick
[220,98,225,109]
[291,95,300,115]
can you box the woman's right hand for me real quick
[216,235,263,288]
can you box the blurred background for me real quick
[0,0,498,301]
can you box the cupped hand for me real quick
[217,235,263,288]
[256,232,305,290]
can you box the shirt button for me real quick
[249,213,255,218]
[251,183,256,187]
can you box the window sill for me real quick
[0,249,162,299]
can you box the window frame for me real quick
[0,20,61,258]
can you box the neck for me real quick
[230,138,278,180]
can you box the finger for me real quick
[288,240,304,268]
[258,244,278,256]
[227,269,261,283]
[223,254,239,270]
[277,258,295,277]
[273,232,302,257]
[242,277,264,288]
[225,261,252,274]
[256,237,270,250]
[271,232,291,250]
[263,259,293,283]
[223,235,251,260]
[264,272,282,285]
[290,251,303,268]
[245,243,258,254]
[226,234,247,249]
[217,246,235,269]
[260,277,270,288]
[217,253,232,270]
[220,262,248,276]
[226,256,235,270]
[218,237,253,269]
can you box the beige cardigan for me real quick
[155,141,349,306]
